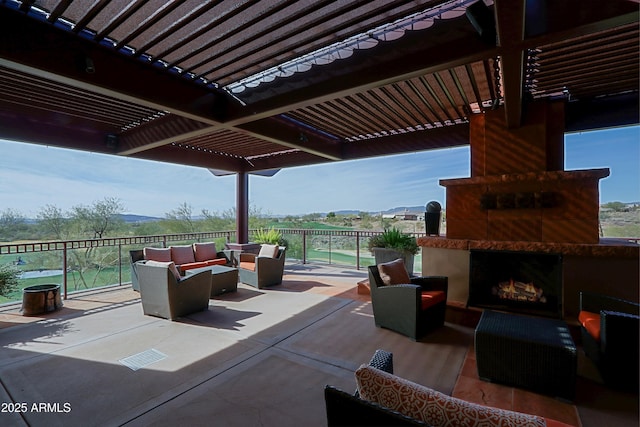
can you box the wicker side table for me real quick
[475,310,577,401]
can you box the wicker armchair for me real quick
[579,291,639,391]
[136,261,211,320]
[367,264,447,340]
[238,246,286,289]
[129,249,144,291]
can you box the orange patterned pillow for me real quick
[426,389,546,427]
[356,364,430,421]
[377,258,411,285]
[355,365,546,427]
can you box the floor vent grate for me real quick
[119,348,167,371]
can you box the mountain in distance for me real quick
[331,206,427,216]
[379,205,427,215]
[83,206,432,223]
[29,202,638,224]
[118,214,161,223]
[117,205,438,223]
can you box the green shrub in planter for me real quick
[253,228,289,248]
[368,228,418,276]
[367,227,418,256]
[0,263,20,297]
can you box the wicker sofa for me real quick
[130,242,228,290]
[325,350,573,427]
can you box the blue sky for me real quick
[0,125,638,218]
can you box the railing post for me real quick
[356,231,360,270]
[328,233,332,264]
[118,242,122,286]
[302,230,307,264]
[63,242,68,300]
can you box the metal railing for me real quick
[278,228,425,269]
[0,229,425,303]
[0,232,234,303]
[1,229,637,305]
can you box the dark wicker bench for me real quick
[475,310,577,401]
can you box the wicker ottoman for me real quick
[186,265,238,296]
[475,310,577,401]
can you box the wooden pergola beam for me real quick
[494,0,526,129]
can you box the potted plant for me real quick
[368,227,419,276]
[252,228,289,248]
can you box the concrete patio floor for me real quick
[0,263,637,426]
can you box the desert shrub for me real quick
[0,264,20,296]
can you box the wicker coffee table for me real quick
[475,310,577,401]
[185,265,238,296]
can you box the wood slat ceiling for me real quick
[32,0,444,86]
[0,65,163,132]
[0,0,637,173]
[529,23,639,101]
[288,60,495,142]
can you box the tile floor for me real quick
[0,262,637,427]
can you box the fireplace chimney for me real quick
[441,101,609,244]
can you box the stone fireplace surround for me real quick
[418,102,639,321]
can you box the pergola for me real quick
[0,0,638,242]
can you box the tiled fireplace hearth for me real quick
[418,102,639,321]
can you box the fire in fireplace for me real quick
[493,279,546,303]
[468,250,563,318]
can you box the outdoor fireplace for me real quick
[468,250,563,318]
[418,102,637,321]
